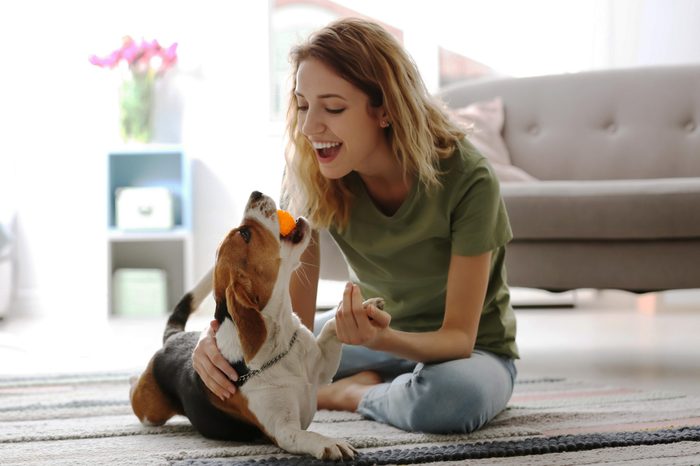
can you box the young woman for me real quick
[193,17,518,434]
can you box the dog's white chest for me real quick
[215,319,245,362]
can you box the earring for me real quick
[380,120,390,128]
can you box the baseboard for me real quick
[511,287,580,309]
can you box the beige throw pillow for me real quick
[452,97,537,182]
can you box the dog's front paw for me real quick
[275,428,356,460]
[320,316,337,332]
[363,297,385,311]
[316,437,356,461]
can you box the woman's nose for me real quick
[301,109,324,136]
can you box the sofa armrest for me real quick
[319,229,350,281]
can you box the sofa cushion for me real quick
[450,98,537,182]
[438,65,700,181]
[502,177,700,240]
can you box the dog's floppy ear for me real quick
[225,283,267,362]
[214,298,228,324]
[232,275,259,309]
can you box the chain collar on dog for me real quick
[233,330,299,387]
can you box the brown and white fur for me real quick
[129,191,373,460]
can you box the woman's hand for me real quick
[192,320,238,401]
[335,282,391,348]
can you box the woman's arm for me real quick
[335,251,491,362]
[290,229,320,331]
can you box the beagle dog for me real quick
[129,191,374,460]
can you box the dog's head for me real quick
[213,191,310,361]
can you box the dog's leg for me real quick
[316,298,385,384]
[129,358,178,426]
[315,318,344,385]
[260,400,355,460]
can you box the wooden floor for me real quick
[1,287,698,396]
[514,289,700,396]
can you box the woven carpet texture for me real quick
[1,373,699,465]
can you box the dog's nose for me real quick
[250,191,264,201]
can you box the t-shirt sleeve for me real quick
[450,159,513,256]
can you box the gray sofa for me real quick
[320,65,700,293]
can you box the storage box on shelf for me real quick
[107,145,192,316]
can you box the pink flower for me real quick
[90,36,178,75]
[120,37,140,66]
[160,43,178,73]
[89,49,122,68]
[139,39,160,66]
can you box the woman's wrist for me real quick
[366,325,393,351]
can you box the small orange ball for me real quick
[277,209,296,236]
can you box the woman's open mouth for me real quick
[313,142,342,163]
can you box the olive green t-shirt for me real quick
[329,139,519,359]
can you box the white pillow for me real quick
[452,97,537,182]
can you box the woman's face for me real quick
[295,58,389,179]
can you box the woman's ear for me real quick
[375,107,390,129]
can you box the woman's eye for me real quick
[297,105,308,112]
[239,227,251,243]
[326,108,345,114]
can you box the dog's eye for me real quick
[239,227,251,243]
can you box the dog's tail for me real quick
[163,268,213,344]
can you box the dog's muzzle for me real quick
[284,217,308,245]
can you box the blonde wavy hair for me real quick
[282,17,465,230]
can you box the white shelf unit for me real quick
[106,145,192,316]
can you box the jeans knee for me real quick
[358,353,515,434]
[403,376,492,434]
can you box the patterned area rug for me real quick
[1,373,699,465]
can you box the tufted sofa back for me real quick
[437,65,700,181]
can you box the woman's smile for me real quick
[312,141,343,163]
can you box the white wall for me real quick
[0,0,275,319]
[636,0,700,66]
[335,0,700,90]
[1,0,699,319]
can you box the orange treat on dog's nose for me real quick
[277,209,296,236]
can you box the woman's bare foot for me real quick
[317,371,382,412]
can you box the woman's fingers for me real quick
[194,352,236,400]
[192,321,238,400]
[208,346,239,388]
[351,284,372,335]
[335,282,388,346]
[343,282,360,328]
[335,282,355,342]
[366,305,391,328]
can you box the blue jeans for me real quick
[315,309,517,434]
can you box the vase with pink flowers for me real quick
[90,37,178,143]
